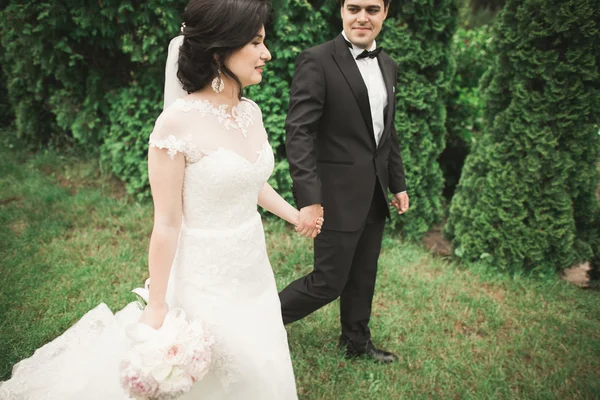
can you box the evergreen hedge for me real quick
[0,0,185,148]
[379,0,458,240]
[446,0,600,273]
[440,26,493,199]
[0,0,458,240]
[0,64,12,128]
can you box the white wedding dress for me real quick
[0,97,298,400]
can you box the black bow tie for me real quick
[356,47,383,60]
[344,39,383,60]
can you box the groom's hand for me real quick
[296,204,324,238]
[391,192,410,214]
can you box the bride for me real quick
[0,0,323,398]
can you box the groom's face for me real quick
[341,0,389,49]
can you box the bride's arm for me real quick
[257,182,300,226]
[139,148,185,329]
[258,182,323,238]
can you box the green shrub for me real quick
[100,72,163,200]
[0,1,185,147]
[1,0,460,244]
[0,65,13,128]
[440,26,493,199]
[446,0,600,274]
[379,1,458,240]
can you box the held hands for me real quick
[391,192,410,214]
[295,204,324,238]
[139,302,169,330]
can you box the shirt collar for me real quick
[342,31,377,60]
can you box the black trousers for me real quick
[279,181,388,343]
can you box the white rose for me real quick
[152,363,173,382]
[160,368,194,395]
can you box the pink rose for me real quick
[163,342,194,366]
[165,344,182,362]
[126,374,158,397]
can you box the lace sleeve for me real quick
[148,105,196,160]
[149,135,191,159]
[241,97,262,119]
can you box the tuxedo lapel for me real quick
[331,35,376,145]
[377,53,396,145]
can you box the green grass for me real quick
[1,145,599,399]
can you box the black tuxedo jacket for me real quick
[285,34,406,232]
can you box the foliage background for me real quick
[439,26,492,200]
[379,0,458,240]
[445,0,600,274]
[0,0,598,276]
[0,0,458,241]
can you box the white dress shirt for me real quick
[342,31,388,147]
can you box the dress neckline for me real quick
[174,97,256,137]
[176,96,252,109]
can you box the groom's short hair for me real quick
[338,0,390,8]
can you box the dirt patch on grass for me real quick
[105,177,129,199]
[372,297,400,314]
[57,171,129,199]
[480,282,506,302]
[422,225,453,257]
[562,262,590,288]
[0,196,23,206]
[398,255,444,283]
[55,174,82,195]
[11,220,27,235]
[38,159,129,200]
[40,164,55,176]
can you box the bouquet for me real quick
[120,280,214,400]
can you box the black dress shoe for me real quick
[339,336,399,363]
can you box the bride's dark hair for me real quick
[177,0,270,98]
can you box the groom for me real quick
[279,0,409,363]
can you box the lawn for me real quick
[1,145,599,399]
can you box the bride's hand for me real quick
[139,302,169,330]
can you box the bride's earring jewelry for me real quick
[212,69,225,94]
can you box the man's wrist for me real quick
[301,203,322,210]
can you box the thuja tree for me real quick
[440,26,493,199]
[0,1,185,147]
[0,63,13,128]
[379,0,458,240]
[446,0,600,273]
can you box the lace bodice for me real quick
[149,97,274,229]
